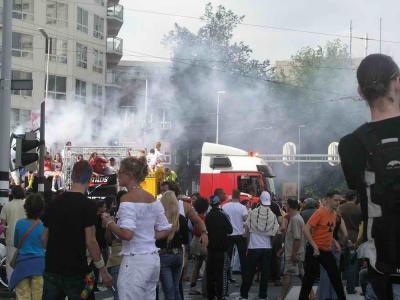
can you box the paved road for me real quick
[0,275,365,300]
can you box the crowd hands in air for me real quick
[1,53,400,300]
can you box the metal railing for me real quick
[106,71,121,85]
[107,37,123,54]
[107,4,123,21]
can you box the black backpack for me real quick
[354,125,400,275]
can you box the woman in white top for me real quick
[102,156,171,300]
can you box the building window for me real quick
[47,75,66,100]
[13,0,34,21]
[46,1,68,27]
[92,84,103,100]
[12,32,33,58]
[94,0,105,6]
[11,108,31,131]
[76,43,87,69]
[93,15,104,39]
[49,38,67,64]
[160,109,171,129]
[75,79,87,102]
[93,49,104,73]
[77,7,88,33]
[11,70,32,96]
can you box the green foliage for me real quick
[163,2,272,80]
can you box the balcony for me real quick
[106,70,121,88]
[107,0,120,7]
[107,5,123,37]
[106,37,123,66]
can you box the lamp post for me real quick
[297,125,306,202]
[216,91,226,144]
[38,28,50,192]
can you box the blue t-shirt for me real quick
[14,219,45,257]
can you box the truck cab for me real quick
[200,143,275,203]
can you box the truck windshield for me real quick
[237,175,262,196]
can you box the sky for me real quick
[119,0,400,65]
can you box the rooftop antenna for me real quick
[379,18,382,53]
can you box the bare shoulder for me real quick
[120,189,156,204]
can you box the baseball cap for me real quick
[210,195,221,206]
[260,191,271,206]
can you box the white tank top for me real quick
[178,200,185,217]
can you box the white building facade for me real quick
[1,0,123,137]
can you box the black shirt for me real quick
[156,215,189,249]
[43,192,96,276]
[95,215,107,249]
[339,116,400,282]
[205,207,233,251]
[339,116,400,228]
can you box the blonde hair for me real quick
[160,191,180,242]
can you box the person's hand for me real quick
[101,213,113,228]
[313,246,320,256]
[200,232,208,248]
[99,268,113,287]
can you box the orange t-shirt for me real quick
[307,207,336,251]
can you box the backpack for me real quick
[354,125,400,276]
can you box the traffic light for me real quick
[13,132,40,169]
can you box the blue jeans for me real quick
[344,251,358,292]
[43,272,94,300]
[108,265,120,300]
[159,253,183,300]
[393,284,400,300]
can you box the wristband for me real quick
[93,256,106,269]
[94,257,105,269]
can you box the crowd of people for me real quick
[0,52,400,300]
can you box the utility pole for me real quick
[349,20,353,59]
[365,33,369,57]
[379,18,382,53]
[0,1,12,205]
[297,125,306,202]
[38,29,50,192]
[216,90,226,144]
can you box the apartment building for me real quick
[2,0,123,137]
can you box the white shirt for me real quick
[0,199,26,246]
[146,154,157,168]
[222,201,248,236]
[154,149,164,164]
[248,232,272,249]
[117,200,172,255]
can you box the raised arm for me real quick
[184,202,208,247]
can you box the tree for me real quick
[272,40,367,197]
[162,3,275,193]
[163,3,272,80]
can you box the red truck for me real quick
[200,143,276,204]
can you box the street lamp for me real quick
[39,28,50,101]
[297,124,306,202]
[37,28,50,192]
[216,90,226,144]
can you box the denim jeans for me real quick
[43,272,94,300]
[393,284,400,300]
[108,265,120,300]
[118,254,160,300]
[343,249,359,292]
[159,253,183,300]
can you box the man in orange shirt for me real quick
[298,191,346,300]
